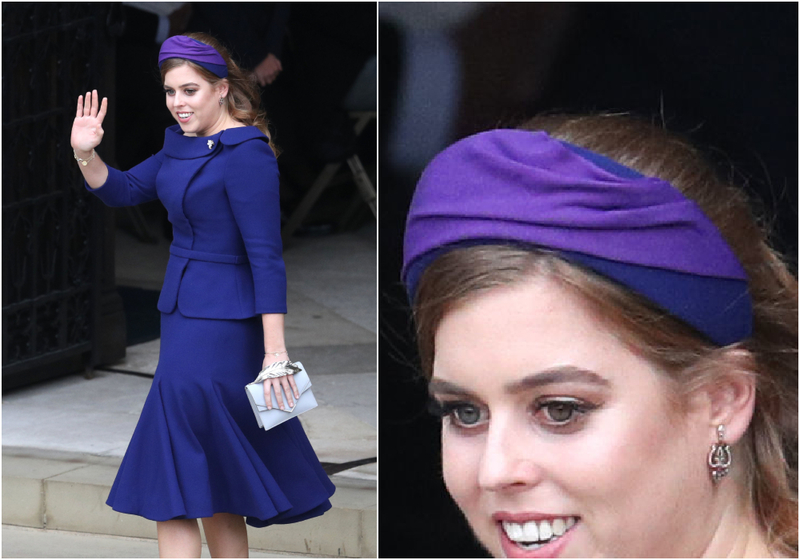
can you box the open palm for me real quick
[71,90,108,153]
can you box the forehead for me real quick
[163,63,210,87]
[432,275,667,396]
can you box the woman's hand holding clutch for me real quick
[260,356,301,411]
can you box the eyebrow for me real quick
[504,366,611,393]
[163,82,200,89]
[429,365,611,397]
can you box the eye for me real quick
[543,401,575,423]
[534,397,595,427]
[164,89,175,96]
[184,89,196,95]
[428,398,488,429]
[451,403,483,426]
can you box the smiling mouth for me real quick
[501,516,577,551]
[177,112,192,120]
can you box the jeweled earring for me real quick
[219,97,224,106]
[708,424,732,482]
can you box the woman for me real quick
[70,33,335,557]
[402,114,797,557]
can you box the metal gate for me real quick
[2,3,120,390]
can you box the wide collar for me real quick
[162,124,269,159]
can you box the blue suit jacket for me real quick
[89,125,286,318]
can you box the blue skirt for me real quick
[106,310,335,527]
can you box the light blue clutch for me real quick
[245,361,318,430]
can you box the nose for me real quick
[170,92,186,108]
[477,413,543,492]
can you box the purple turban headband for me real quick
[158,35,228,78]
[402,129,753,346]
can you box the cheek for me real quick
[441,431,481,509]
[571,405,675,498]
[441,433,504,555]
[567,406,709,554]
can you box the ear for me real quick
[700,348,757,445]
[216,79,230,99]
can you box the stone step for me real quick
[2,525,315,558]
[3,448,375,558]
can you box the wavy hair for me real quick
[413,113,797,555]
[159,32,278,155]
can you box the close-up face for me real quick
[163,63,227,138]
[429,273,718,557]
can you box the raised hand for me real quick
[71,90,108,154]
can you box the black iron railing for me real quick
[2,3,115,389]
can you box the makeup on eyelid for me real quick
[433,275,719,557]
[427,392,602,434]
[163,65,230,137]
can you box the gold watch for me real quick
[73,149,96,167]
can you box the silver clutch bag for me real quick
[245,361,318,430]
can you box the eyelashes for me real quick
[536,397,597,425]
[164,89,197,96]
[428,399,487,427]
[428,396,598,432]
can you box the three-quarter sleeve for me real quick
[86,152,164,207]
[223,140,287,314]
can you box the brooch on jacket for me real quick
[207,140,214,149]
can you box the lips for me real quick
[495,513,579,558]
[176,112,193,123]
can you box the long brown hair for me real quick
[413,114,797,555]
[159,32,278,155]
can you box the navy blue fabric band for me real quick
[557,141,645,179]
[555,139,752,344]
[404,130,754,346]
[405,240,751,346]
[191,61,229,79]
[561,250,751,345]
[158,35,229,79]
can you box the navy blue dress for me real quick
[89,125,335,527]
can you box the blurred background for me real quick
[378,3,797,557]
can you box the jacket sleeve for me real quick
[224,140,287,314]
[86,152,164,207]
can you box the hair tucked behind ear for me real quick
[159,32,279,156]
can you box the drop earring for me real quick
[219,97,224,106]
[708,424,732,482]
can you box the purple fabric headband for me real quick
[402,129,753,346]
[158,35,228,78]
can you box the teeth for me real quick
[520,521,538,542]
[502,517,576,546]
[506,521,523,541]
[538,520,553,540]
[178,113,191,118]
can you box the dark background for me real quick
[378,3,798,557]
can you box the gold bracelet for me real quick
[73,149,96,167]
[265,350,288,356]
